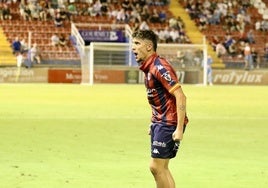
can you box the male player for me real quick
[132,30,188,188]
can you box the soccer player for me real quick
[131,29,188,188]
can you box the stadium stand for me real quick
[178,0,268,68]
[0,0,267,69]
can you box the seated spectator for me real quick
[224,34,236,51]
[12,37,21,54]
[51,33,60,46]
[28,2,40,20]
[228,43,238,57]
[246,29,255,44]
[2,4,12,20]
[139,19,150,30]
[210,36,220,51]
[169,28,180,43]
[198,15,208,31]
[28,43,41,64]
[264,43,268,62]
[67,2,78,20]
[59,34,67,47]
[158,10,167,23]
[216,42,227,57]
[237,29,247,43]
[39,3,48,21]
[54,13,63,27]
[79,3,89,16]
[90,0,102,17]
[20,39,29,53]
[22,5,32,21]
[149,8,160,23]
[255,19,261,31]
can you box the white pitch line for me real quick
[0,116,267,120]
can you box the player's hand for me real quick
[148,127,151,135]
[172,130,183,142]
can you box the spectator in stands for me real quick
[79,3,89,16]
[264,43,268,62]
[139,19,150,30]
[261,19,268,31]
[246,29,255,44]
[158,28,168,43]
[206,55,213,86]
[28,2,40,20]
[198,15,208,31]
[0,4,3,20]
[2,4,12,20]
[12,37,21,55]
[16,52,26,68]
[116,7,127,23]
[216,42,227,57]
[209,8,221,25]
[210,36,220,51]
[149,8,160,23]
[122,0,132,12]
[237,29,247,43]
[255,19,261,31]
[228,42,238,57]
[59,34,67,47]
[90,0,102,17]
[54,13,63,27]
[140,5,150,21]
[158,9,167,23]
[51,33,60,46]
[39,3,48,21]
[224,34,236,52]
[237,41,246,58]
[29,43,41,64]
[251,47,260,69]
[67,2,78,20]
[20,39,29,53]
[244,42,253,70]
[169,28,180,43]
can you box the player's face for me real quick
[132,38,153,64]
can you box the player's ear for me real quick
[146,42,153,51]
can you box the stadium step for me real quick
[0,27,16,66]
[169,0,225,68]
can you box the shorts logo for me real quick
[153,141,166,147]
[152,148,160,154]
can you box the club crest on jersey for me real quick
[162,71,172,81]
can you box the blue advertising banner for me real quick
[79,30,125,43]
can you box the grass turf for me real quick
[0,84,267,188]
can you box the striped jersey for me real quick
[139,53,181,126]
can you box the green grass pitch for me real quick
[0,84,267,188]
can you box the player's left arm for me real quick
[172,85,187,142]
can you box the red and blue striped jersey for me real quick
[139,53,181,126]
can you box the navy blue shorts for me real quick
[150,123,180,159]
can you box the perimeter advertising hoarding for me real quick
[79,30,125,44]
[0,67,48,83]
[48,69,81,83]
[94,70,125,83]
[213,70,268,85]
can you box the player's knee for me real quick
[149,162,162,176]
